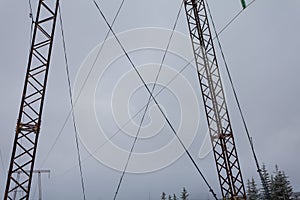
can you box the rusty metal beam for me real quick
[4,1,59,199]
[183,0,246,199]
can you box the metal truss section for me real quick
[4,1,59,199]
[183,0,246,199]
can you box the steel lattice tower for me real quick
[183,0,246,199]
[4,1,59,199]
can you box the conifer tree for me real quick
[246,178,259,200]
[180,187,189,200]
[270,165,293,200]
[161,192,167,200]
[260,163,271,199]
[173,194,178,200]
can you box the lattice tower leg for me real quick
[4,1,59,199]
[183,0,246,199]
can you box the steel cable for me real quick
[40,0,257,171]
[51,58,194,179]
[93,1,217,199]
[58,4,87,200]
[40,0,125,168]
[205,0,269,198]
[215,0,258,38]
[28,0,34,44]
[112,2,184,200]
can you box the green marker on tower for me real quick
[241,0,247,9]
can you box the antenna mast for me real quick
[183,0,246,198]
[4,1,59,199]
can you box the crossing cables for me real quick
[111,1,184,200]
[93,1,218,199]
[40,0,126,169]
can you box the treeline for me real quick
[161,187,189,200]
[160,165,294,200]
[247,164,294,200]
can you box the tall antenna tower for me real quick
[183,0,246,198]
[4,1,59,199]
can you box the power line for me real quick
[58,4,86,200]
[112,2,184,199]
[93,1,217,199]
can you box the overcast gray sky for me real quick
[1,0,300,199]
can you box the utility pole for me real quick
[34,170,50,200]
[13,170,50,200]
